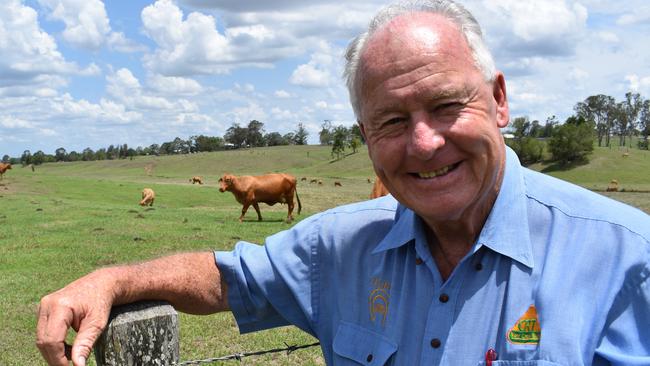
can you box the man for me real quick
[37,1,650,365]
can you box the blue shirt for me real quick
[216,147,650,365]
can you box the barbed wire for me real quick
[173,342,321,365]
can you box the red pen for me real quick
[485,348,497,366]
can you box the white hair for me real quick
[344,0,496,120]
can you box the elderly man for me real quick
[37,1,650,365]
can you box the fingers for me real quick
[36,297,74,366]
[71,320,106,366]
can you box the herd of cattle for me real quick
[139,173,389,222]
[0,162,389,222]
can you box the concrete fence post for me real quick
[94,301,179,366]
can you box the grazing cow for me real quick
[370,176,390,199]
[334,181,342,187]
[139,188,155,206]
[606,179,619,192]
[310,179,318,184]
[0,163,11,180]
[367,178,372,183]
[318,180,323,185]
[189,176,204,185]
[300,177,307,182]
[219,173,302,222]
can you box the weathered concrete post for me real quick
[94,301,179,366]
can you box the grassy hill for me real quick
[0,144,648,365]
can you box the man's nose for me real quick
[407,113,445,159]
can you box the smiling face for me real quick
[357,13,509,227]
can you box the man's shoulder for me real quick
[522,168,650,239]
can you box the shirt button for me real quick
[415,257,423,265]
[430,338,442,348]
[439,294,449,303]
[475,262,483,271]
[366,354,373,362]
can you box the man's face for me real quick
[358,13,509,225]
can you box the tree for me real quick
[55,147,67,162]
[506,116,544,166]
[32,150,46,165]
[283,132,296,145]
[319,120,333,145]
[331,125,349,159]
[21,150,32,166]
[621,92,643,148]
[82,148,95,161]
[350,124,365,144]
[67,151,80,161]
[574,95,616,147]
[349,136,362,153]
[547,118,594,165]
[225,123,248,148]
[246,120,265,147]
[264,132,288,146]
[541,115,559,138]
[191,135,224,152]
[293,123,309,145]
[639,99,650,150]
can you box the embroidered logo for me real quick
[507,305,541,344]
[369,277,390,326]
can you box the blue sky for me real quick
[1,0,650,157]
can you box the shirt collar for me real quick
[371,146,534,269]
[475,146,533,268]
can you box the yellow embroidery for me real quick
[507,305,541,344]
[369,277,390,326]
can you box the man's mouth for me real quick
[416,162,460,179]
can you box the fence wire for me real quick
[173,342,321,365]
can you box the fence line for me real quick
[93,301,320,366]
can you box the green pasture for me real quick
[1,144,649,365]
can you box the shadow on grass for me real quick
[541,158,589,173]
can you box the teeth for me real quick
[418,165,450,178]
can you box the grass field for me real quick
[1,144,649,365]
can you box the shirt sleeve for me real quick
[215,216,319,336]
[595,264,650,364]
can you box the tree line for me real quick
[2,120,366,165]
[507,91,650,167]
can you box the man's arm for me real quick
[36,252,228,366]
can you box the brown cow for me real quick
[189,176,204,184]
[219,173,302,222]
[139,188,155,206]
[334,181,342,187]
[0,163,11,180]
[370,176,390,199]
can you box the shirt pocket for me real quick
[332,321,398,365]
[476,361,563,366]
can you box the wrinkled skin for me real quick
[357,13,509,277]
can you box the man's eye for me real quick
[384,117,405,126]
[436,102,463,111]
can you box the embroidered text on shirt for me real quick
[507,304,541,344]
[369,277,391,327]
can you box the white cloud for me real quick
[315,101,328,109]
[290,41,338,87]
[107,32,148,53]
[148,74,203,95]
[38,0,111,50]
[227,102,267,124]
[0,115,34,129]
[596,31,620,44]
[274,90,291,98]
[0,1,83,92]
[625,74,650,94]
[617,10,650,26]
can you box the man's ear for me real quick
[493,72,509,128]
